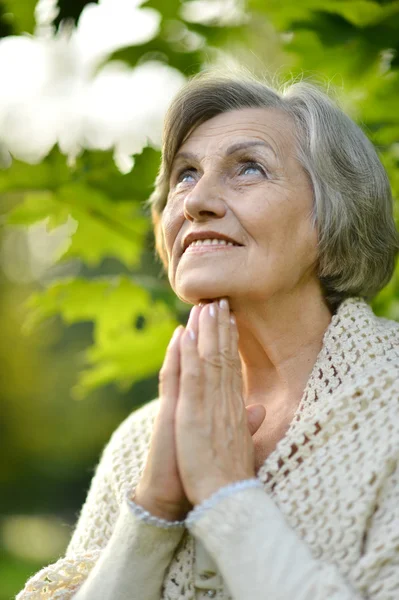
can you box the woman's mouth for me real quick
[184,239,241,254]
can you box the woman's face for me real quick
[161,107,319,306]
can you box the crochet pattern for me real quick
[17,298,399,600]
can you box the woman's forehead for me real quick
[176,107,293,160]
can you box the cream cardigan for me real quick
[17,298,399,600]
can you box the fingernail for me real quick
[188,328,196,340]
[219,298,228,310]
[230,314,236,326]
[209,303,216,317]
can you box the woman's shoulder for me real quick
[357,302,399,374]
[329,298,399,371]
[331,312,399,449]
[370,307,399,348]
[313,299,399,441]
[333,299,399,404]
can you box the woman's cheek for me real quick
[161,208,183,260]
[161,206,175,249]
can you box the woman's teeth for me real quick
[188,239,236,248]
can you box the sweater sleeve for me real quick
[188,459,399,600]
[16,400,185,600]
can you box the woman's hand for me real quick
[135,302,265,521]
[176,299,266,506]
[134,323,191,522]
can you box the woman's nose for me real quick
[183,175,227,222]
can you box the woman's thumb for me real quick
[246,404,266,436]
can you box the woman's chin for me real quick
[175,281,229,305]
[179,292,223,306]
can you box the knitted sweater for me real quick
[17,298,399,600]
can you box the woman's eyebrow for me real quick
[172,150,197,166]
[225,140,277,158]
[172,140,277,169]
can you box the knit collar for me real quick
[257,297,399,488]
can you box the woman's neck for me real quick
[231,286,332,414]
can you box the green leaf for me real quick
[248,0,399,29]
[27,277,178,397]
[57,182,149,267]
[64,204,147,267]
[5,175,149,267]
[144,0,183,21]
[3,0,37,33]
[77,313,173,396]
[0,149,71,194]
[74,147,161,204]
[109,35,203,76]
[27,278,109,325]
[323,1,384,28]
[6,191,66,227]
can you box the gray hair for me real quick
[147,70,399,309]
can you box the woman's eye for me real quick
[177,168,196,184]
[239,161,266,176]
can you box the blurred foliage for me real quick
[2,0,398,397]
[1,0,399,598]
[54,0,96,28]
[1,0,37,34]
[26,276,178,396]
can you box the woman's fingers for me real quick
[176,301,262,505]
[179,326,203,419]
[229,310,239,358]
[159,304,200,408]
[198,302,220,366]
[186,304,201,339]
[227,303,243,399]
[218,298,231,360]
[159,326,183,415]
[178,305,203,412]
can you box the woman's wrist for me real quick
[128,487,186,529]
[126,491,185,529]
[128,478,263,530]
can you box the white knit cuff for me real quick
[185,478,263,529]
[126,490,185,530]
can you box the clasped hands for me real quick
[134,298,266,522]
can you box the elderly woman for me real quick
[19,71,399,600]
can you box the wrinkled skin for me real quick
[176,300,261,505]
[135,302,265,518]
